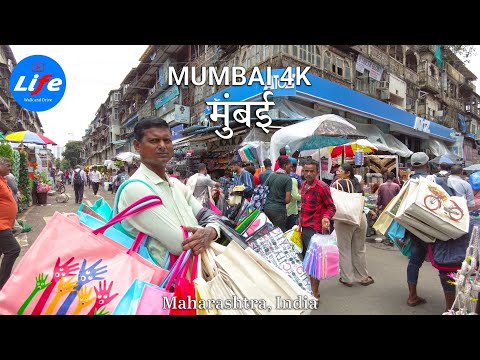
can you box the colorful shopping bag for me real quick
[0,199,168,315]
[135,248,194,315]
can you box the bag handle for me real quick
[92,195,162,235]
[112,178,158,217]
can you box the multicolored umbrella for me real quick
[6,131,57,145]
[329,139,378,158]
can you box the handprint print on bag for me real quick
[31,257,80,315]
[87,280,119,315]
[56,259,107,315]
[44,276,78,315]
[94,307,110,315]
[17,273,51,315]
[72,286,96,315]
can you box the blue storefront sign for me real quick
[154,84,179,109]
[171,123,185,141]
[205,68,456,142]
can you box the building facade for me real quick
[0,45,44,135]
[81,45,480,167]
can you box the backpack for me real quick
[73,170,83,185]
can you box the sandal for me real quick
[339,277,353,287]
[359,276,374,286]
[407,297,427,307]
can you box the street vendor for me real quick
[117,117,221,268]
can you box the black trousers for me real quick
[0,229,21,290]
[74,183,85,203]
[92,182,99,195]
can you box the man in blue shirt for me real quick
[259,158,273,185]
[229,160,254,199]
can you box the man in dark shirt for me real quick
[377,172,400,213]
[263,157,293,231]
[299,159,336,299]
[405,152,456,312]
[259,158,273,185]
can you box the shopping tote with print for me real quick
[0,210,168,315]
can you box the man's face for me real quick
[303,164,318,183]
[0,160,11,176]
[134,127,173,169]
[284,162,293,174]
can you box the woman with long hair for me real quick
[332,164,374,287]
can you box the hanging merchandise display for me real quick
[355,149,364,166]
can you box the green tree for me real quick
[60,159,71,170]
[446,45,477,63]
[54,158,61,169]
[62,141,83,167]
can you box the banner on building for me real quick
[355,55,384,82]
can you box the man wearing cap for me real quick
[405,152,456,311]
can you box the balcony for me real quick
[445,96,463,111]
[368,46,389,68]
[389,58,404,78]
[351,45,369,56]
[404,67,419,84]
[416,45,436,53]
[418,71,440,94]
[446,63,464,84]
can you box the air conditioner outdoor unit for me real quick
[380,90,390,100]
[379,81,389,89]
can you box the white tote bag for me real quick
[331,179,364,227]
[404,177,469,240]
[394,179,449,242]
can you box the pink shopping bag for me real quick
[0,195,169,316]
[136,247,196,315]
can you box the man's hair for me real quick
[450,164,463,175]
[440,162,451,171]
[229,160,241,167]
[279,147,287,156]
[263,158,272,167]
[303,159,319,171]
[118,166,125,172]
[134,116,170,142]
[92,165,97,170]
[386,172,395,180]
[197,163,207,172]
[245,165,256,176]
[167,167,174,175]
[0,156,11,165]
[278,156,292,169]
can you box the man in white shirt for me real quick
[186,163,220,201]
[89,166,102,196]
[118,117,220,268]
[447,164,475,209]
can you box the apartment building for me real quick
[82,45,480,166]
[0,45,44,135]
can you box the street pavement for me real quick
[14,183,448,315]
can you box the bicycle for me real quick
[55,180,66,194]
[423,184,464,221]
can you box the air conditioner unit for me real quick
[380,90,390,100]
[406,104,413,110]
[379,81,389,89]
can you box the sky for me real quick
[9,45,148,149]
[8,45,480,151]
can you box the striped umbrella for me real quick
[6,131,57,145]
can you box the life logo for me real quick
[10,55,66,112]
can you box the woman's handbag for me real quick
[331,179,364,227]
[0,208,169,315]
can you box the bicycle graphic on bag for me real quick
[424,184,463,221]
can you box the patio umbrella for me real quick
[329,139,378,158]
[115,152,140,163]
[429,153,462,165]
[0,132,6,141]
[269,114,364,162]
[464,164,480,172]
[6,131,57,145]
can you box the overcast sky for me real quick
[9,45,148,148]
[9,45,480,150]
